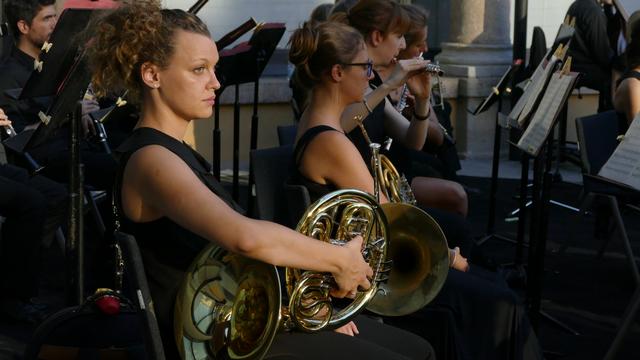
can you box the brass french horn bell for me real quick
[174,189,390,359]
[355,121,450,317]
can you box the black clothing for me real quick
[566,0,614,112]
[290,125,339,200]
[0,47,51,132]
[291,124,543,360]
[344,82,473,254]
[0,46,116,190]
[0,164,66,301]
[115,127,433,360]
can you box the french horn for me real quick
[354,117,450,317]
[174,189,390,359]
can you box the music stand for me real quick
[212,23,285,212]
[18,7,102,305]
[211,19,259,181]
[515,64,580,334]
[474,60,522,247]
[589,112,640,358]
[19,9,95,100]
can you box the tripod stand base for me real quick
[539,309,581,336]
[476,233,518,247]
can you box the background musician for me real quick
[86,1,434,358]
[0,107,66,324]
[289,9,543,360]
[614,11,640,131]
[0,0,116,191]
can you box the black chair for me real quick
[277,124,297,146]
[572,111,640,359]
[570,110,640,284]
[250,145,293,225]
[117,231,166,360]
[283,183,311,229]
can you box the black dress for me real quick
[293,126,544,360]
[114,127,434,360]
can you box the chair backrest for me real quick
[575,110,620,175]
[116,231,166,360]
[251,145,294,225]
[277,124,297,146]
[527,26,547,77]
[283,183,311,229]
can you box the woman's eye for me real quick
[194,66,206,73]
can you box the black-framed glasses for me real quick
[341,60,373,77]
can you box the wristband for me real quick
[413,107,430,121]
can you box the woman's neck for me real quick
[137,95,190,141]
[301,84,348,130]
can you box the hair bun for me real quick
[289,21,319,66]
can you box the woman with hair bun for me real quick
[291,3,544,360]
[614,10,640,131]
[87,1,432,359]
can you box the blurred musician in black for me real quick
[566,0,616,112]
[0,107,67,324]
[0,0,116,190]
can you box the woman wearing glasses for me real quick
[290,3,544,360]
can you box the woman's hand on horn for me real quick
[385,58,431,90]
[331,235,373,298]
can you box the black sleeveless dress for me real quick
[114,127,433,360]
[292,126,544,360]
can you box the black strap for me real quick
[292,125,340,169]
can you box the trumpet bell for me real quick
[174,246,282,360]
[366,203,449,316]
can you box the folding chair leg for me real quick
[603,285,640,360]
[607,196,640,286]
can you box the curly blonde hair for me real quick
[86,0,210,103]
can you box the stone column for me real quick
[435,0,512,159]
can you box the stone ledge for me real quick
[218,76,291,105]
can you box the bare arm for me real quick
[383,98,432,150]
[625,80,640,125]
[299,131,389,203]
[122,146,373,296]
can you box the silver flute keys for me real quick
[425,63,444,76]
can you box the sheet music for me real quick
[516,56,560,127]
[507,48,556,127]
[517,72,577,156]
[598,115,640,190]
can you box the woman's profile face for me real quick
[400,27,428,60]
[374,31,406,66]
[155,30,221,121]
[342,47,373,103]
